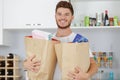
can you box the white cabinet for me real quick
[0,0,12,46]
[3,0,59,29]
[0,0,3,45]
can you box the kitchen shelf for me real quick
[71,26,120,29]
[3,26,120,30]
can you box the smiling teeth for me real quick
[61,20,65,23]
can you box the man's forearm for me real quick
[87,58,98,78]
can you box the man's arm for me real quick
[67,57,98,80]
[87,57,98,77]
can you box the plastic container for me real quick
[109,71,114,80]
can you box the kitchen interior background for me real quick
[0,0,120,80]
[0,28,120,80]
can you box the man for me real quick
[24,1,98,80]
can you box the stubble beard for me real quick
[57,24,70,29]
[56,21,71,29]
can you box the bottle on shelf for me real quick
[109,17,114,26]
[109,71,114,80]
[7,77,13,80]
[0,69,5,75]
[104,10,109,26]
[113,16,118,26]
[103,52,108,68]
[7,69,13,75]
[7,61,14,67]
[101,12,104,26]
[109,52,113,68]
[92,52,97,61]
[0,61,5,67]
[97,52,102,67]
[7,53,14,59]
[96,13,102,26]
[0,78,5,80]
[84,16,90,26]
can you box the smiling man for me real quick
[23,1,98,80]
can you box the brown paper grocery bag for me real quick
[24,36,57,80]
[55,42,90,80]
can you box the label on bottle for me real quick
[105,20,109,26]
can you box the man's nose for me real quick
[61,15,66,19]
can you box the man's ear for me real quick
[72,15,74,20]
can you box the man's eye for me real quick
[65,13,70,16]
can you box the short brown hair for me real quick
[55,1,74,15]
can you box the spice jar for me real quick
[109,17,113,26]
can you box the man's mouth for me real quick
[60,20,66,24]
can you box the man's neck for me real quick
[56,28,72,37]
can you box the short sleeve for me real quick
[89,49,93,57]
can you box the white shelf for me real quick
[3,26,120,30]
[71,26,120,29]
[70,0,120,1]
[3,26,57,30]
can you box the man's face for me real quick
[55,7,74,29]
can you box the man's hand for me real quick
[67,66,90,80]
[23,54,41,72]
